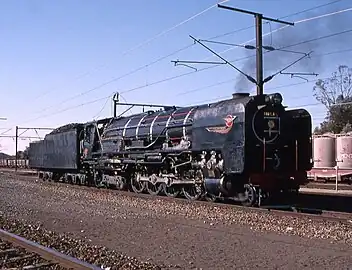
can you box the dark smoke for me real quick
[233,4,352,93]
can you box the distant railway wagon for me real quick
[0,159,29,169]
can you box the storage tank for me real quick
[336,133,352,169]
[313,134,336,168]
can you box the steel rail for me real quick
[260,206,352,223]
[0,229,101,270]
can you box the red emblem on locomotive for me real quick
[206,115,236,134]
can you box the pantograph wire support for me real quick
[217,4,294,95]
[262,51,314,83]
[172,39,316,90]
[279,72,319,82]
[171,36,257,85]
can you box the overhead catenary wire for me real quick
[182,74,336,106]
[22,2,351,121]
[103,29,352,95]
[217,29,352,71]
[33,44,194,116]
[14,39,352,126]
[31,0,228,102]
[25,27,352,126]
[3,4,352,132]
[204,5,352,61]
[63,6,352,101]
[189,35,257,84]
[15,74,345,124]
[92,93,133,120]
[3,42,352,132]
[208,0,343,40]
[17,46,352,124]
[92,96,110,120]
[175,48,352,96]
[173,27,352,84]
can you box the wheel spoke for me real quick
[146,182,162,196]
[130,174,145,193]
[182,185,203,201]
[241,184,257,207]
[116,177,127,191]
[162,183,180,198]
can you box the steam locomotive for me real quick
[28,92,313,206]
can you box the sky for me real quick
[0,0,351,154]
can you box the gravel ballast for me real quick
[0,213,168,270]
[1,172,352,269]
[3,173,351,245]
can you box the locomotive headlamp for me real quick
[266,93,283,104]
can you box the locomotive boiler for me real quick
[28,92,313,206]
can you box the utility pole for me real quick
[113,92,119,117]
[15,126,18,172]
[256,14,264,96]
[11,126,52,173]
[218,4,294,95]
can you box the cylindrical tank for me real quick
[336,134,352,169]
[313,134,336,168]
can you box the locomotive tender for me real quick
[28,92,313,206]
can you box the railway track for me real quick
[112,189,352,224]
[305,181,352,190]
[2,170,352,225]
[0,229,101,270]
[4,168,352,192]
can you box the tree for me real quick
[313,65,352,134]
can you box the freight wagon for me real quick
[309,133,352,183]
[0,158,29,168]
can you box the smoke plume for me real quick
[233,4,352,93]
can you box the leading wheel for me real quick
[115,176,127,191]
[241,184,257,207]
[161,183,180,198]
[146,182,163,196]
[130,173,145,193]
[182,184,203,201]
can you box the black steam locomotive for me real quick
[28,92,313,206]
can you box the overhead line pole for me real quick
[8,126,54,172]
[15,126,18,172]
[112,92,180,117]
[217,4,294,95]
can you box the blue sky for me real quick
[1,0,352,154]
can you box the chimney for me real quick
[232,93,250,99]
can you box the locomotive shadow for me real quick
[296,193,352,213]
